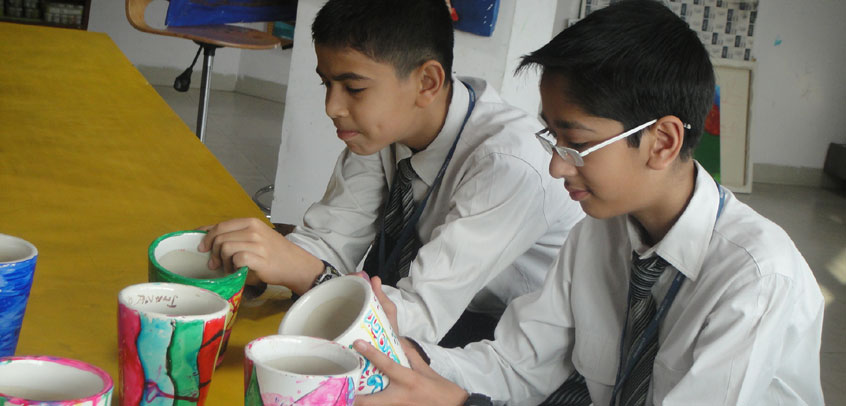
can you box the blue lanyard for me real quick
[374,81,477,278]
[610,178,726,405]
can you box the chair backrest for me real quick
[124,0,283,49]
[125,0,159,35]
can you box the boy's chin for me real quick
[345,140,390,156]
[579,200,622,220]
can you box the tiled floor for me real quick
[155,86,846,404]
[153,85,284,213]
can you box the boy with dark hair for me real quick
[353,1,825,404]
[199,0,584,347]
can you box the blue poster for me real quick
[451,0,501,37]
[165,0,297,27]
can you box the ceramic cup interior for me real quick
[150,231,231,280]
[246,335,360,377]
[0,234,37,264]
[277,276,368,340]
[0,356,112,401]
[118,283,229,318]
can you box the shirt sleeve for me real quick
[285,148,386,274]
[419,247,577,404]
[659,266,824,405]
[384,151,558,343]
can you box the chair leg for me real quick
[196,44,218,143]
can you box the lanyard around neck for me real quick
[374,80,477,278]
[610,178,727,405]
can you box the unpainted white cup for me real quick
[278,275,409,395]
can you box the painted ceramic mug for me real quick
[277,276,409,395]
[0,233,38,358]
[0,356,113,405]
[118,282,229,406]
[244,335,360,406]
[148,230,248,365]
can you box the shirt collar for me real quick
[625,162,720,281]
[394,78,469,186]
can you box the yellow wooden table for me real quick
[0,23,289,404]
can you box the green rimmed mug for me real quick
[148,230,247,366]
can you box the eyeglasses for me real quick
[535,119,676,167]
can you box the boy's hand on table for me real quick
[353,338,468,406]
[197,218,323,294]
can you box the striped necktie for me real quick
[618,252,670,406]
[539,252,670,406]
[363,157,422,286]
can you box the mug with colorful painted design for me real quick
[0,355,113,405]
[118,282,229,406]
[148,230,248,366]
[277,276,409,395]
[244,335,360,406]
[0,233,38,358]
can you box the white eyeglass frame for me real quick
[535,119,689,167]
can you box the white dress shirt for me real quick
[422,162,825,405]
[286,76,585,343]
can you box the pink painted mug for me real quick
[244,335,360,406]
[0,356,113,405]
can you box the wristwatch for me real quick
[463,393,493,406]
[313,260,342,288]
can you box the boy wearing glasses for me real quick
[199,0,584,347]
[353,1,825,405]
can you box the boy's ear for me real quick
[645,116,686,170]
[414,60,447,108]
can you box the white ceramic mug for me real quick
[0,356,113,405]
[244,335,360,406]
[278,275,409,395]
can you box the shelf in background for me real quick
[1,0,90,30]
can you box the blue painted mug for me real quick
[0,233,38,357]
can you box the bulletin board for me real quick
[578,0,759,62]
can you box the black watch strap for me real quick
[313,260,342,288]
[464,393,492,406]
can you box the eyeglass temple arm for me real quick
[580,119,658,157]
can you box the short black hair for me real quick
[312,0,454,81]
[519,0,715,159]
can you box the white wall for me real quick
[749,0,846,170]
[270,0,564,224]
[271,0,338,224]
[238,47,292,87]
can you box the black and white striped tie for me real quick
[363,157,422,286]
[539,252,669,406]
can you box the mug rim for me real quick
[118,282,230,320]
[0,234,38,265]
[245,335,361,378]
[277,275,370,341]
[148,230,248,282]
[0,355,113,401]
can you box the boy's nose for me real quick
[325,89,348,119]
[548,152,578,179]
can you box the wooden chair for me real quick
[125,0,285,143]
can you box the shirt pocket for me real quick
[572,329,619,385]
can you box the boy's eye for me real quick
[567,141,588,150]
[346,87,365,94]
